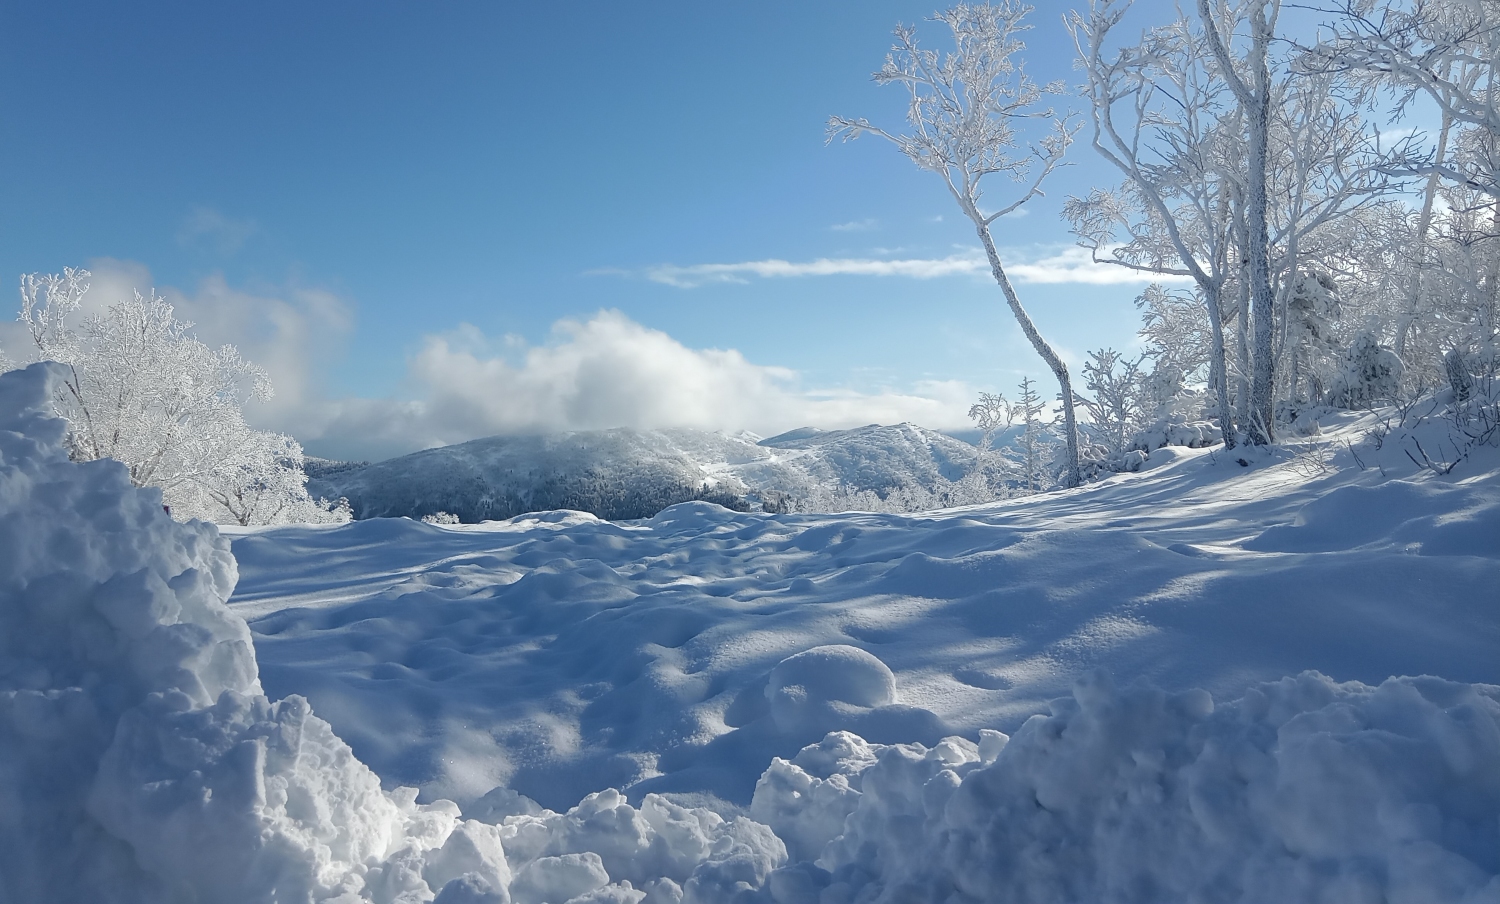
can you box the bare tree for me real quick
[830,2,1084,486]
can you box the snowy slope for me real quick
[6,358,1500,903]
[232,411,1500,813]
[305,424,990,521]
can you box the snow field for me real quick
[4,361,1500,902]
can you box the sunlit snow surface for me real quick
[6,357,1500,903]
[231,430,1500,813]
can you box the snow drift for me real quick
[3,361,1499,903]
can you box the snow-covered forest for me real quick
[1,0,1498,902]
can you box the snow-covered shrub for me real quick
[1129,387,1222,454]
[2,268,346,526]
[423,511,462,525]
[1326,332,1404,409]
[752,670,1500,904]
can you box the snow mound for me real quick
[763,645,943,743]
[752,670,1500,904]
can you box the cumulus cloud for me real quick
[303,311,978,461]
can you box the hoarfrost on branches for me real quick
[2,268,348,526]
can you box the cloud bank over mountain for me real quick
[25,261,978,462]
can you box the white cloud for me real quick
[1004,246,1195,285]
[303,311,978,460]
[635,245,1193,289]
[2,262,985,462]
[830,218,879,232]
[177,207,258,254]
[645,254,986,288]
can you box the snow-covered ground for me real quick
[233,416,1500,813]
[5,361,1499,903]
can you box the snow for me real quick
[4,361,1499,902]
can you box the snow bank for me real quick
[752,670,1500,904]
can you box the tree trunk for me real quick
[1244,1,1276,444]
[1205,283,1236,450]
[976,225,1082,488]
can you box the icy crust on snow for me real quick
[752,672,1500,904]
[0,363,783,904]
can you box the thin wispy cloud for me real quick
[1005,247,1195,285]
[830,218,878,232]
[177,206,258,254]
[634,245,1192,289]
[645,255,986,288]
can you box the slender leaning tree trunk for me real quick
[977,224,1082,488]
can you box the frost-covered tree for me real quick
[4,268,348,526]
[968,391,1012,449]
[830,2,1085,487]
[1011,376,1053,491]
[1301,0,1499,199]
[1077,348,1151,456]
[1069,1,1241,448]
[1074,0,1407,443]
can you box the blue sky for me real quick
[3,0,1193,460]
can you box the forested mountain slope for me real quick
[306,423,993,520]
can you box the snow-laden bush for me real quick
[1326,333,1405,409]
[752,671,1500,904]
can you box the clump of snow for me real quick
[753,670,1500,904]
[0,363,484,900]
[766,645,895,734]
[486,788,785,904]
